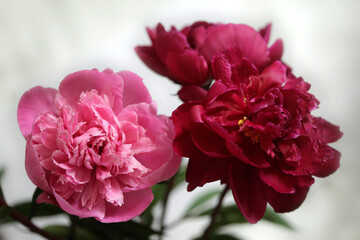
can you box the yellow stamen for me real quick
[238,116,247,126]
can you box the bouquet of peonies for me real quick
[0,21,342,240]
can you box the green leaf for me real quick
[196,204,293,231]
[263,208,293,230]
[78,218,159,240]
[2,202,63,224]
[184,189,222,217]
[44,225,100,240]
[29,187,43,220]
[0,206,11,224]
[173,163,186,188]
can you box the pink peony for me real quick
[17,69,181,222]
[172,58,342,223]
[136,22,283,88]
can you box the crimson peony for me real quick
[136,22,282,87]
[172,56,342,223]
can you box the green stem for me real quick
[159,175,176,240]
[0,196,61,240]
[201,186,229,240]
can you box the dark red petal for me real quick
[212,53,232,82]
[264,185,309,213]
[186,157,230,191]
[229,160,267,223]
[259,167,314,194]
[269,39,283,61]
[259,23,271,43]
[154,29,189,61]
[178,85,208,102]
[312,117,343,143]
[135,46,169,76]
[191,122,231,158]
[173,132,206,158]
[165,50,209,85]
[226,139,270,168]
[200,24,269,67]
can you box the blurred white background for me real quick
[0,0,359,239]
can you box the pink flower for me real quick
[17,69,181,222]
[172,59,342,223]
[136,22,283,88]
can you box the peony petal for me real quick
[100,188,153,223]
[312,117,343,143]
[54,191,106,220]
[25,141,52,193]
[200,24,269,67]
[212,53,232,82]
[191,122,231,158]
[226,139,270,168]
[178,85,208,102]
[135,46,169,76]
[269,39,283,61]
[229,160,267,223]
[164,50,209,85]
[264,185,309,213]
[134,116,182,189]
[17,86,58,139]
[117,70,152,107]
[59,69,124,114]
[186,157,230,191]
[259,23,271,43]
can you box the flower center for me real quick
[237,116,260,143]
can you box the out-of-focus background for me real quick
[0,0,358,239]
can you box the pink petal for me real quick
[229,160,267,223]
[117,71,152,107]
[25,141,52,193]
[100,188,153,223]
[17,86,58,139]
[59,69,124,115]
[54,191,106,220]
[135,116,182,189]
[135,46,169,77]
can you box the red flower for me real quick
[172,57,342,223]
[136,22,282,87]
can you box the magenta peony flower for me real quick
[136,22,283,87]
[172,58,342,223]
[17,69,181,222]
